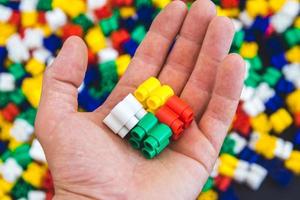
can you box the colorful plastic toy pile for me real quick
[103,77,193,158]
[0,0,299,199]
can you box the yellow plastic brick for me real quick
[21,11,38,27]
[285,151,300,174]
[116,54,131,76]
[52,0,86,18]
[134,77,161,103]
[0,23,16,46]
[85,26,106,53]
[21,75,43,108]
[246,0,269,17]
[146,85,174,111]
[25,58,46,76]
[22,163,47,188]
[285,46,300,63]
[240,42,258,59]
[120,7,136,18]
[286,90,300,113]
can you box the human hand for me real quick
[35,0,245,199]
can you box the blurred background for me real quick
[0,0,299,199]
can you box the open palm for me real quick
[35,0,245,199]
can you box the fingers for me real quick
[99,1,187,112]
[198,54,245,150]
[35,36,88,140]
[181,16,235,119]
[158,0,216,94]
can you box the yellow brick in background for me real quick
[286,90,300,113]
[270,109,293,133]
[25,58,45,76]
[52,0,86,18]
[0,179,13,195]
[197,190,218,200]
[152,0,171,9]
[116,54,131,76]
[120,7,136,18]
[246,0,269,17]
[250,113,272,133]
[285,151,300,174]
[285,46,300,63]
[22,163,47,188]
[240,42,258,59]
[254,133,276,159]
[85,26,106,53]
[269,0,286,12]
[21,12,38,27]
[21,75,43,108]
[295,17,300,28]
[0,23,16,46]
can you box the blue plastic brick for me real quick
[43,34,62,54]
[294,129,300,146]
[123,39,138,56]
[265,95,284,113]
[270,168,294,187]
[271,53,288,69]
[251,16,269,33]
[276,78,295,94]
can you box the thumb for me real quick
[35,36,88,140]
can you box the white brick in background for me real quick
[275,140,293,160]
[87,0,107,10]
[10,118,34,142]
[241,86,255,101]
[255,83,275,103]
[7,34,30,62]
[248,132,260,150]
[29,139,47,163]
[232,19,243,31]
[45,8,67,31]
[234,160,249,183]
[28,190,46,200]
[0,73,15,92]
[228,132,247,154]
[282,63,300,88]
[23,28,44,50]
[0,5,12,22]
[246,163,267,190]
[0,158,23,183]
[239,11,254,28]
[242,97,265,117]
[33,48,52,64]
[98,47,119,63]
[19,0,38,11]
[270,0,300,33]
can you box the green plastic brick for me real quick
[73,14,94,32]
[142,123,171,159]
[131,25,146,44]
[13,144,32,168]
[135,0,151,8]
[232,30,245,50]
[10,89,26,105]
[284,28,300,47]
[11,178,34,199]
[202,177,214,192]
[37,0,52,11]
[263,67,282,87]
[9,63,26,80]
[130,113,158,141]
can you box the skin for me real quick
[35,0,245,199]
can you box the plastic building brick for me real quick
[142,123,172,159]
[103,93,147,138]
